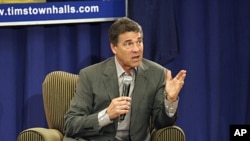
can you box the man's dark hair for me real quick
[108,17,143,46]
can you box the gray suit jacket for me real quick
[63,57,177,141]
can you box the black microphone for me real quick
[119,75,132,121]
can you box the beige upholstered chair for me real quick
[17,71,185,141]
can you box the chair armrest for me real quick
[17,127,63,141]
[151,125,185,141]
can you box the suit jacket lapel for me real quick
[130,62,149,126]
[102,57,121,129]
[103,57,120,100]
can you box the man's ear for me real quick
[110,43,117,54]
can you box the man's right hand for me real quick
[106,96,131,120]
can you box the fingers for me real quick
[117,96,131,102]
[166,69,172,81]
[166,69,187,81]
[107,97,131,119]
[175,70,187,81]
[116,97,131,110]
[115,97,131,109]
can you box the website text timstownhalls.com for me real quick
[0,4,99,16]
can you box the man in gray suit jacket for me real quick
[63,17,187,141]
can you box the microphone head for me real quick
[123,75,133,85]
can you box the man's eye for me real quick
[128,42,133,46]
[124,42,132,46]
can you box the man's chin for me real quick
[131,61,141,68]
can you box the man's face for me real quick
[111,31,143,71]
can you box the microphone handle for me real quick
[120,114,126,120]
[120,83,130,121]
[122,84,130,96]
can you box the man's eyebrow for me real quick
[124,37,142,42]
[124,39,133,42]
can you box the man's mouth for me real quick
[131,55,140,61]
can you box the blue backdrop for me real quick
[0,0,249,141]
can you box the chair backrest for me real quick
[42,71,78,134]
[151,125,186,141]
